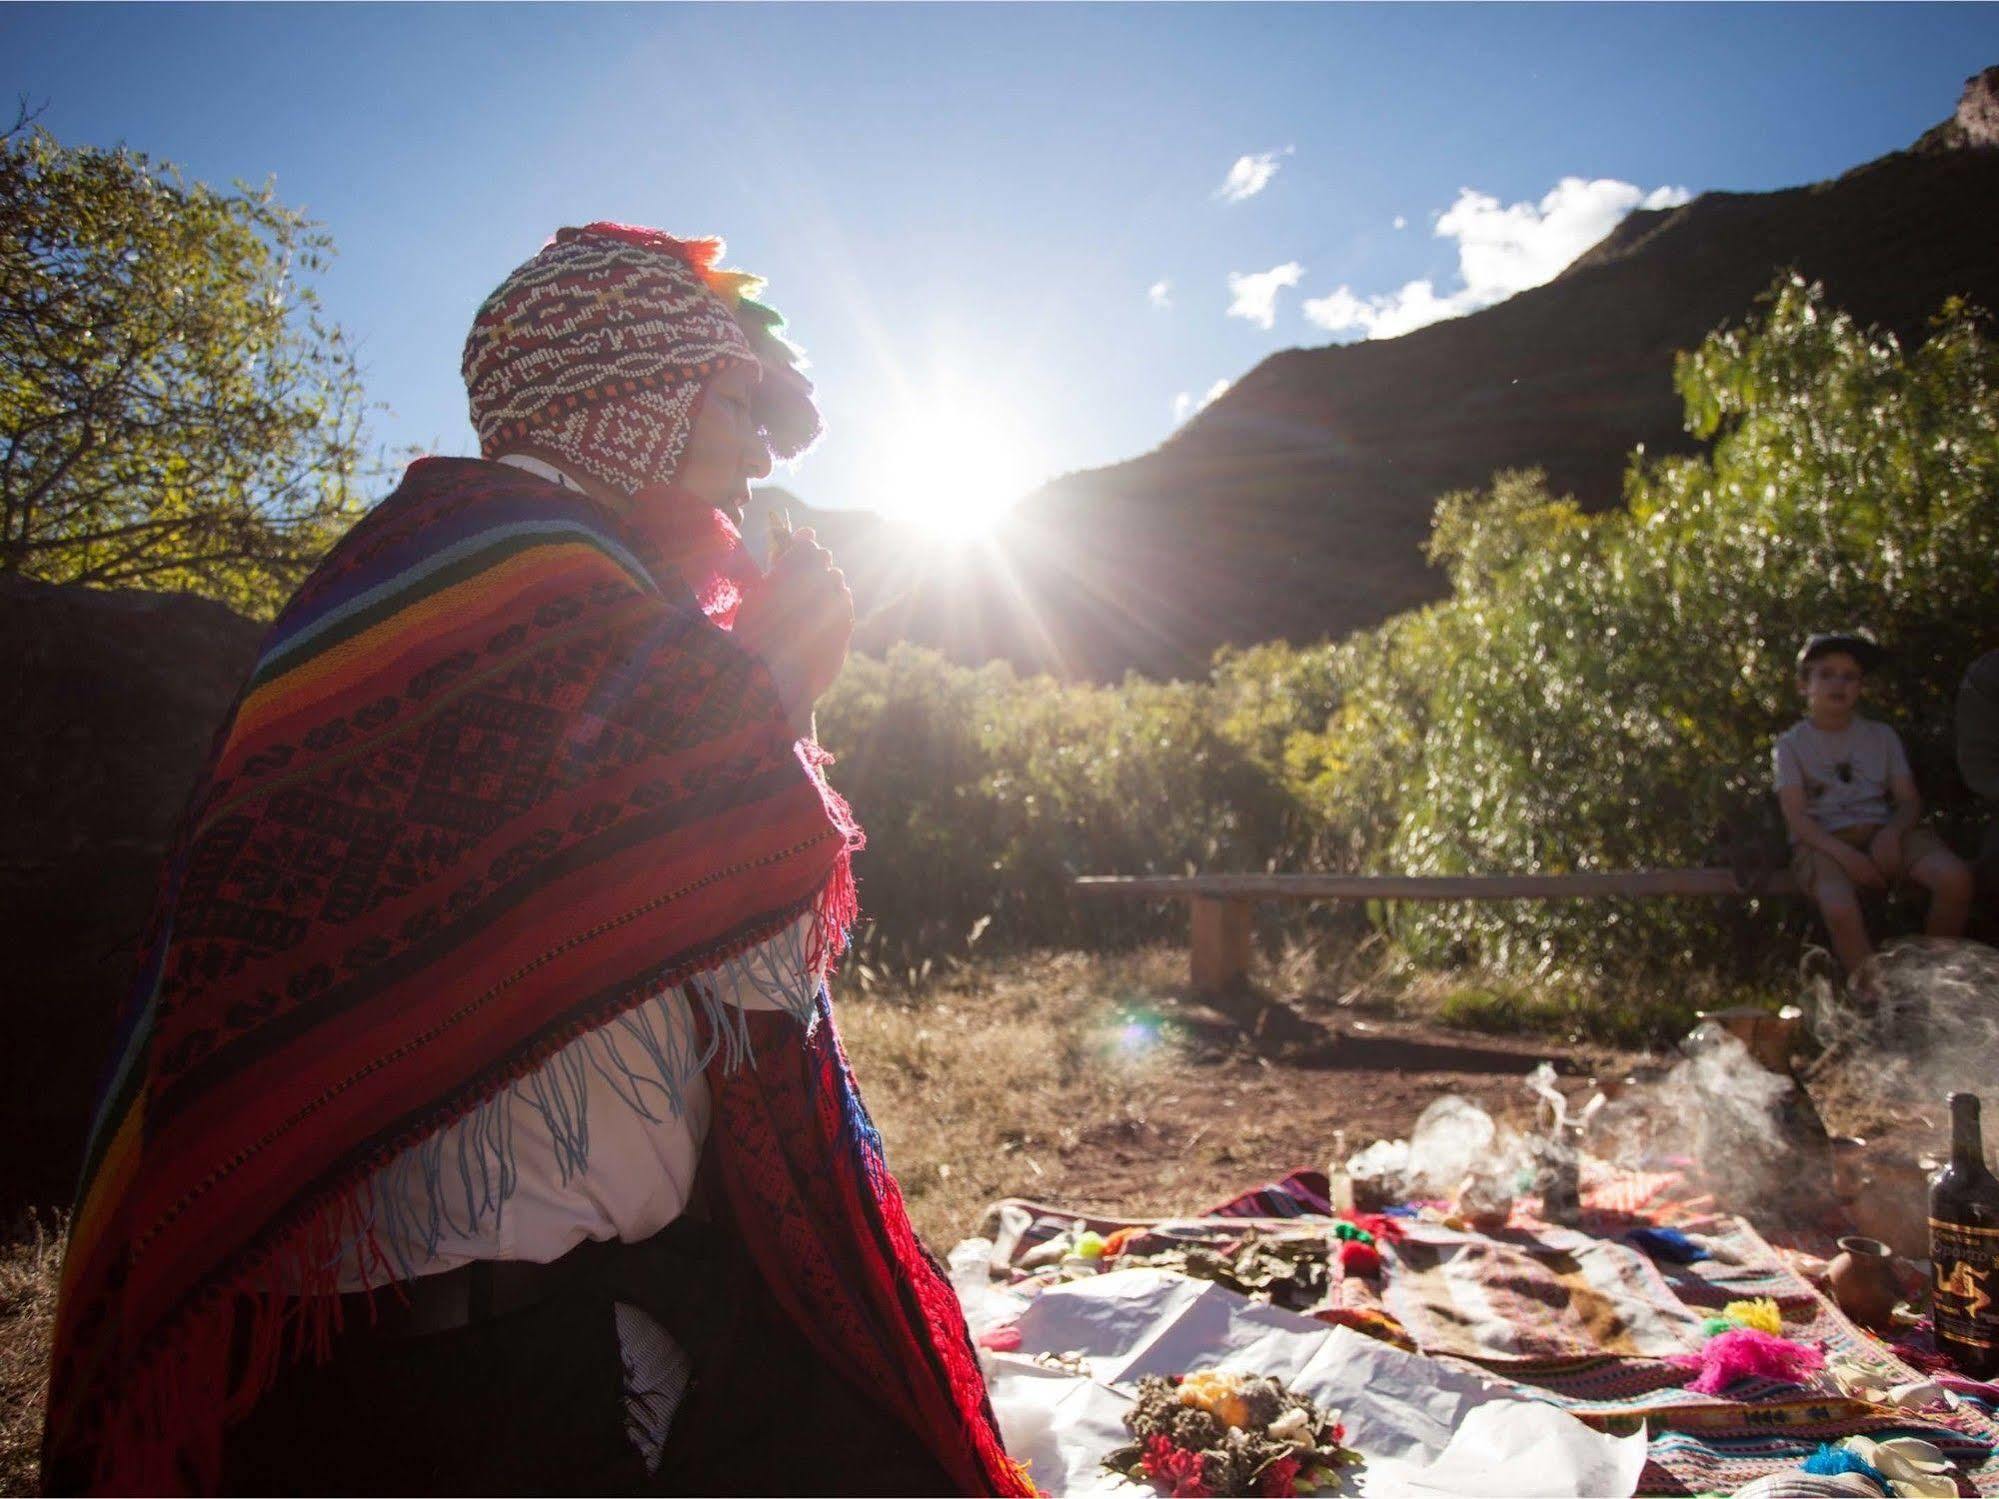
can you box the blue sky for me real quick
[5,3,1997,530]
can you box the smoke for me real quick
[1583,938,1999,1221]
[1588,1028,1805,1215]
[1809,938,1999,1147]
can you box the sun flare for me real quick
[867,401,1043,541]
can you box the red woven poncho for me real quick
[42,457,1030,1496]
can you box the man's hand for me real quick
[1868,825,1905,882]
[733,527,853,734]
[1836,840,1888,890]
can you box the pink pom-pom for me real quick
[1670,1327,1824,1395]
[1338,1239,1384,1276]
[562,222,724,268]
[977,1324,1023,1352]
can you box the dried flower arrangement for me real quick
[1103,1369,1362,1497]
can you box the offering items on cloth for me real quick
[1731,1436,1969,1498]
[1103,1370,1361,1497]
[1118,1230,1343,1313]
[1829,1434,1960,1497]
[965,1168,1999,1495]
[1627,1226,1713,1264]
[988,1266,1647,1495]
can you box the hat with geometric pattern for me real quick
[463,222,820,495]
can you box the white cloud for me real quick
[1392,215,1407,230]
[1226,261,1304,330]
[1302,176,1692,340]
[1216,147,1292,203]
[1172,378,1233,425]
[1148,278,1173,309]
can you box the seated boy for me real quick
[1775,632,1973,975]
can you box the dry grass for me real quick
[835,946,1197,1245]
[1,1212,61,1497]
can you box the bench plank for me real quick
[1074,869,1796,901]
[1074,868,1797,994]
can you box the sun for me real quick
[867,401,1044,541]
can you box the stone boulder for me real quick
[0,576,262,1210]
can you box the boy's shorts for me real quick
[1790,822,1951,904]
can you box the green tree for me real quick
[1297,277,1999,972]
[0,114,382,616]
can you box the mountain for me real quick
[812,66,1999,681]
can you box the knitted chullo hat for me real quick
[462,222,822,496]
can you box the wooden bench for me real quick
[1072,869,1799,995]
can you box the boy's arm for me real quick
[1883,729,1920,831]
[1884,771,1922,831]
[1773,738,1837,852]
[1868,771,1921,881]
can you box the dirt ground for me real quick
[836,948,1650,1247]
[1018,1014,1633,1218]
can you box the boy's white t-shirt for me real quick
[1772,715,1912,835]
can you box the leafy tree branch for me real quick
[1,117,391,616]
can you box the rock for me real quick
[0,575,262,1211]
[1916,66,1999,153]
[1957,66,1999,149]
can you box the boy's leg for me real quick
[1794,841,1872,973]
[1903,827,1973,938]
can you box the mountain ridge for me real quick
[801,67,1998,680]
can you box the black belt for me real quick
[329,1217,730,1345]
[339,1249,591,1339]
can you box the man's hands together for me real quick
[733,527,853,738]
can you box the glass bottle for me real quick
[1929,1092,1999,1377]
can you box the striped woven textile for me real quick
[42,458,1027,1495]
[994,1166,1997,1494]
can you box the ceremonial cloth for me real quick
[43,456,1028,1496]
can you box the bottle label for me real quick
[1930,1218,1999,1350]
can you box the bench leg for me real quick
[1189,897,1252,995]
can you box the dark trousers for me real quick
[222,1217,956,1496]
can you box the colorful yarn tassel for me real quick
[1723,1297,1785,1336]
[1801,1443,1888,1487]
[1338,1240,1384,1276]
[1671,1327,1825,1395]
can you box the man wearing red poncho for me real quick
[42,224,1032,1496]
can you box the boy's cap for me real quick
[1797,631,1886,672]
